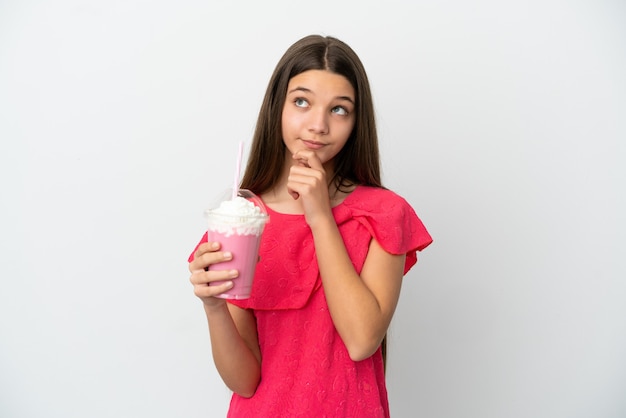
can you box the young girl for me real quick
[188,34,432,418]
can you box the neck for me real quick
[260,153,352,212]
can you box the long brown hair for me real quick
[240,34,382,194]
[240,35,389,368]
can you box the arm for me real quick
[203,303,261,397]
[311,218,405,361]
[287,151,405,361]
[189,242,261,397]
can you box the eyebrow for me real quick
[287,86,355,104]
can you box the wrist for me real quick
[309,213,338,235]
[203,298,228,316]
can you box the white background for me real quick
[1,1,625,417]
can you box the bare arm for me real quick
[189,242,261,397]
[287,150,406,361]
[311,218,405,361]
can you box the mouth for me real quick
[301,139,326,150]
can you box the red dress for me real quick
[190,186,432,417]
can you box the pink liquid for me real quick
[206,230,263,299]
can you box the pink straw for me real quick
[231,141,244,200]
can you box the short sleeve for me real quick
[340,186,432,274]
[187,232,208,263]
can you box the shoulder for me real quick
[340,185,433,258]
[354,185,407,200]
[344,185,413,214]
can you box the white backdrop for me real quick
[1,1,625,417]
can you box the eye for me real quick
[331,106,349,116]
[294,98,309,108]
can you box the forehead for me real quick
[287,70,355,98]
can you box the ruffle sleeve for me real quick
[337,186,432,274]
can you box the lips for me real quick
[301,139,325,150]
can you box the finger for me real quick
[286,175,308,200]
[189,247,232,272]
[293,154,311,168]
[192,242,220,266]
[288,170,324,194]
[290,164,325,186]
[288,188,300,200]
[293,150,323,170]
[193,279,234,299]
[190,267,238,285]
[211,280,235,295]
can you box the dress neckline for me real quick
[262,185,362,217]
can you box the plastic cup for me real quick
[205,189,269,299]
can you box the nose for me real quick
[307,108,329,135]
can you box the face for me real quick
[281,69,356,169]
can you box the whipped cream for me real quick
[206,196,268,236]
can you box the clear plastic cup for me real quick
[205,189,269,299]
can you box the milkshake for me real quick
[205,189,268,299]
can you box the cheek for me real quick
[281,108,300,133]
[280,112,292,140]
[338,120,355,142]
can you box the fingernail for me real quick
[229,270,238,278]
[211,242,219,249]
[223,251,232,260]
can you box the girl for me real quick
[188,34,432,417]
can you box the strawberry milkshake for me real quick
[205,189,269,299]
